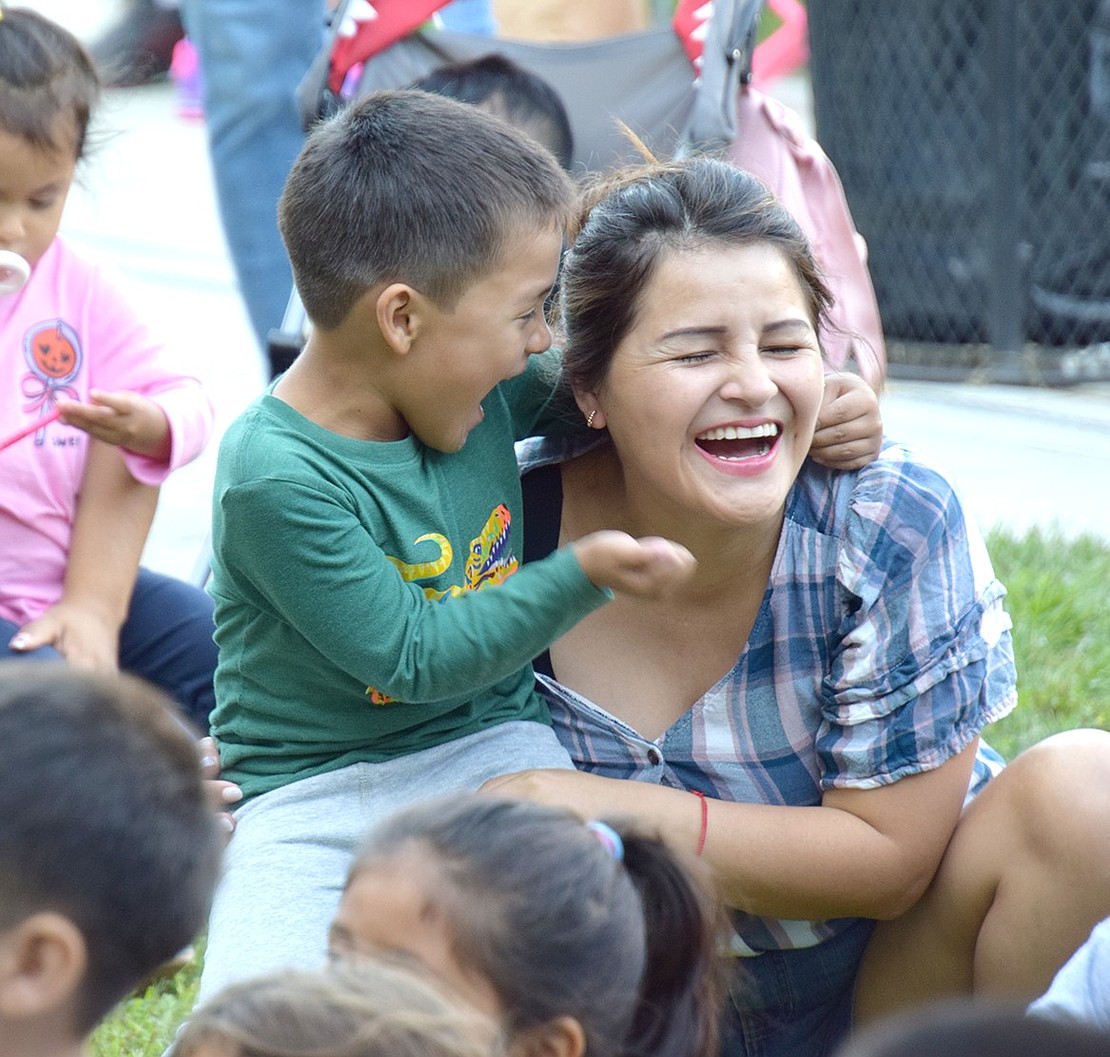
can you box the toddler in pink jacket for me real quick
[0,6,216,727]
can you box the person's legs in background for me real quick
[177,0,324,369]
[437,0,497,35]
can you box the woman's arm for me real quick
[9,440,157,670]
[485,735,977,921]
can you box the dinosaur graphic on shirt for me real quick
[367,503,517,703]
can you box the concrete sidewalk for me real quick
[49,51,1110,584]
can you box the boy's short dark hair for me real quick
[278,89,574,330]
[411,54,574,170]
[0,663,222,1033]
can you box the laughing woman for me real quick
[486,158,1110,1057]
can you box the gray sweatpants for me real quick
[198,721,572,1003]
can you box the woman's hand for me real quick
[480,767,623,818]
[481,769,705,856]
[197,735,242,838]
[810,372,883,470]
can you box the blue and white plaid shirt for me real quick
[520,437,1017,955]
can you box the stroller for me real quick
[268,0,886,388]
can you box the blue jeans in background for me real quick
[2,567,217,731]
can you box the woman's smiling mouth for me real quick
[695,422,781,461]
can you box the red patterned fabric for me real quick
[328,0,453,94]
[672,0,715,72]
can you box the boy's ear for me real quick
[0,913,87,1020]
[376,283,427,356]
[509,1016,586,1057]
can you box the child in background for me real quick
[330,795,723,1057]
[0,6,218,729]
[173,961,499,1057]
[411,53,575,170]
[0,663,222,1057]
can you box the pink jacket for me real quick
[0,237,213,625]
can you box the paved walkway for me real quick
[46,22,1110,583]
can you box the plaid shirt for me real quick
[521,437,1017,955]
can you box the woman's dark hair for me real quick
[349,796,723,1057]
[0,6,100,159]
[559,157,833,395]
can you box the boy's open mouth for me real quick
[695,422,780,460]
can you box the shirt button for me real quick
[646,747,661,765]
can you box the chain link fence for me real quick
[807,0,1110,383]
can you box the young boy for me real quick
[0,663,222,1057]
[201,89,881,1000]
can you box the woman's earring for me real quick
[586,410,598,429]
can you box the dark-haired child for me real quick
[0,663,222,1057]
[331,794,724,1057]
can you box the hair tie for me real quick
[586,820,624,862]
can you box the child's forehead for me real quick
[480,221,564,290]
[0,109,80,156]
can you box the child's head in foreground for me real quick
[0,5,99,270]
[834,999,1110,1057]
[174,960,500,1057]
[0,663,222,1046]
[277,88,573,335]
[329,795,723,1057]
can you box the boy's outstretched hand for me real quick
[572,531,696,598]
[810,372,883,470]
[55,388,171,462]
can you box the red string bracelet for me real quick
[691,790,708,856]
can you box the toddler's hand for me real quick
[8,601,119,672]
[56,389,171,461]
[572,530,696,599]
[810,372,883,470]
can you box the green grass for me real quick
[91,955,200,1057]
[980,526,1110,760]
[89,526,1110,1055]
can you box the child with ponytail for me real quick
[328,794,725,1057]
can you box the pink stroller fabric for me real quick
[730,87,886,387]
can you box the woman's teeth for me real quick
[696,423,779,460]
[697,423,779,442]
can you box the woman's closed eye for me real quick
[673,350,715,364]
[761,343,812,357]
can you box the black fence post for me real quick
[987,0,1027,377]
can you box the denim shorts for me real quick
[720,918,877,1057]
